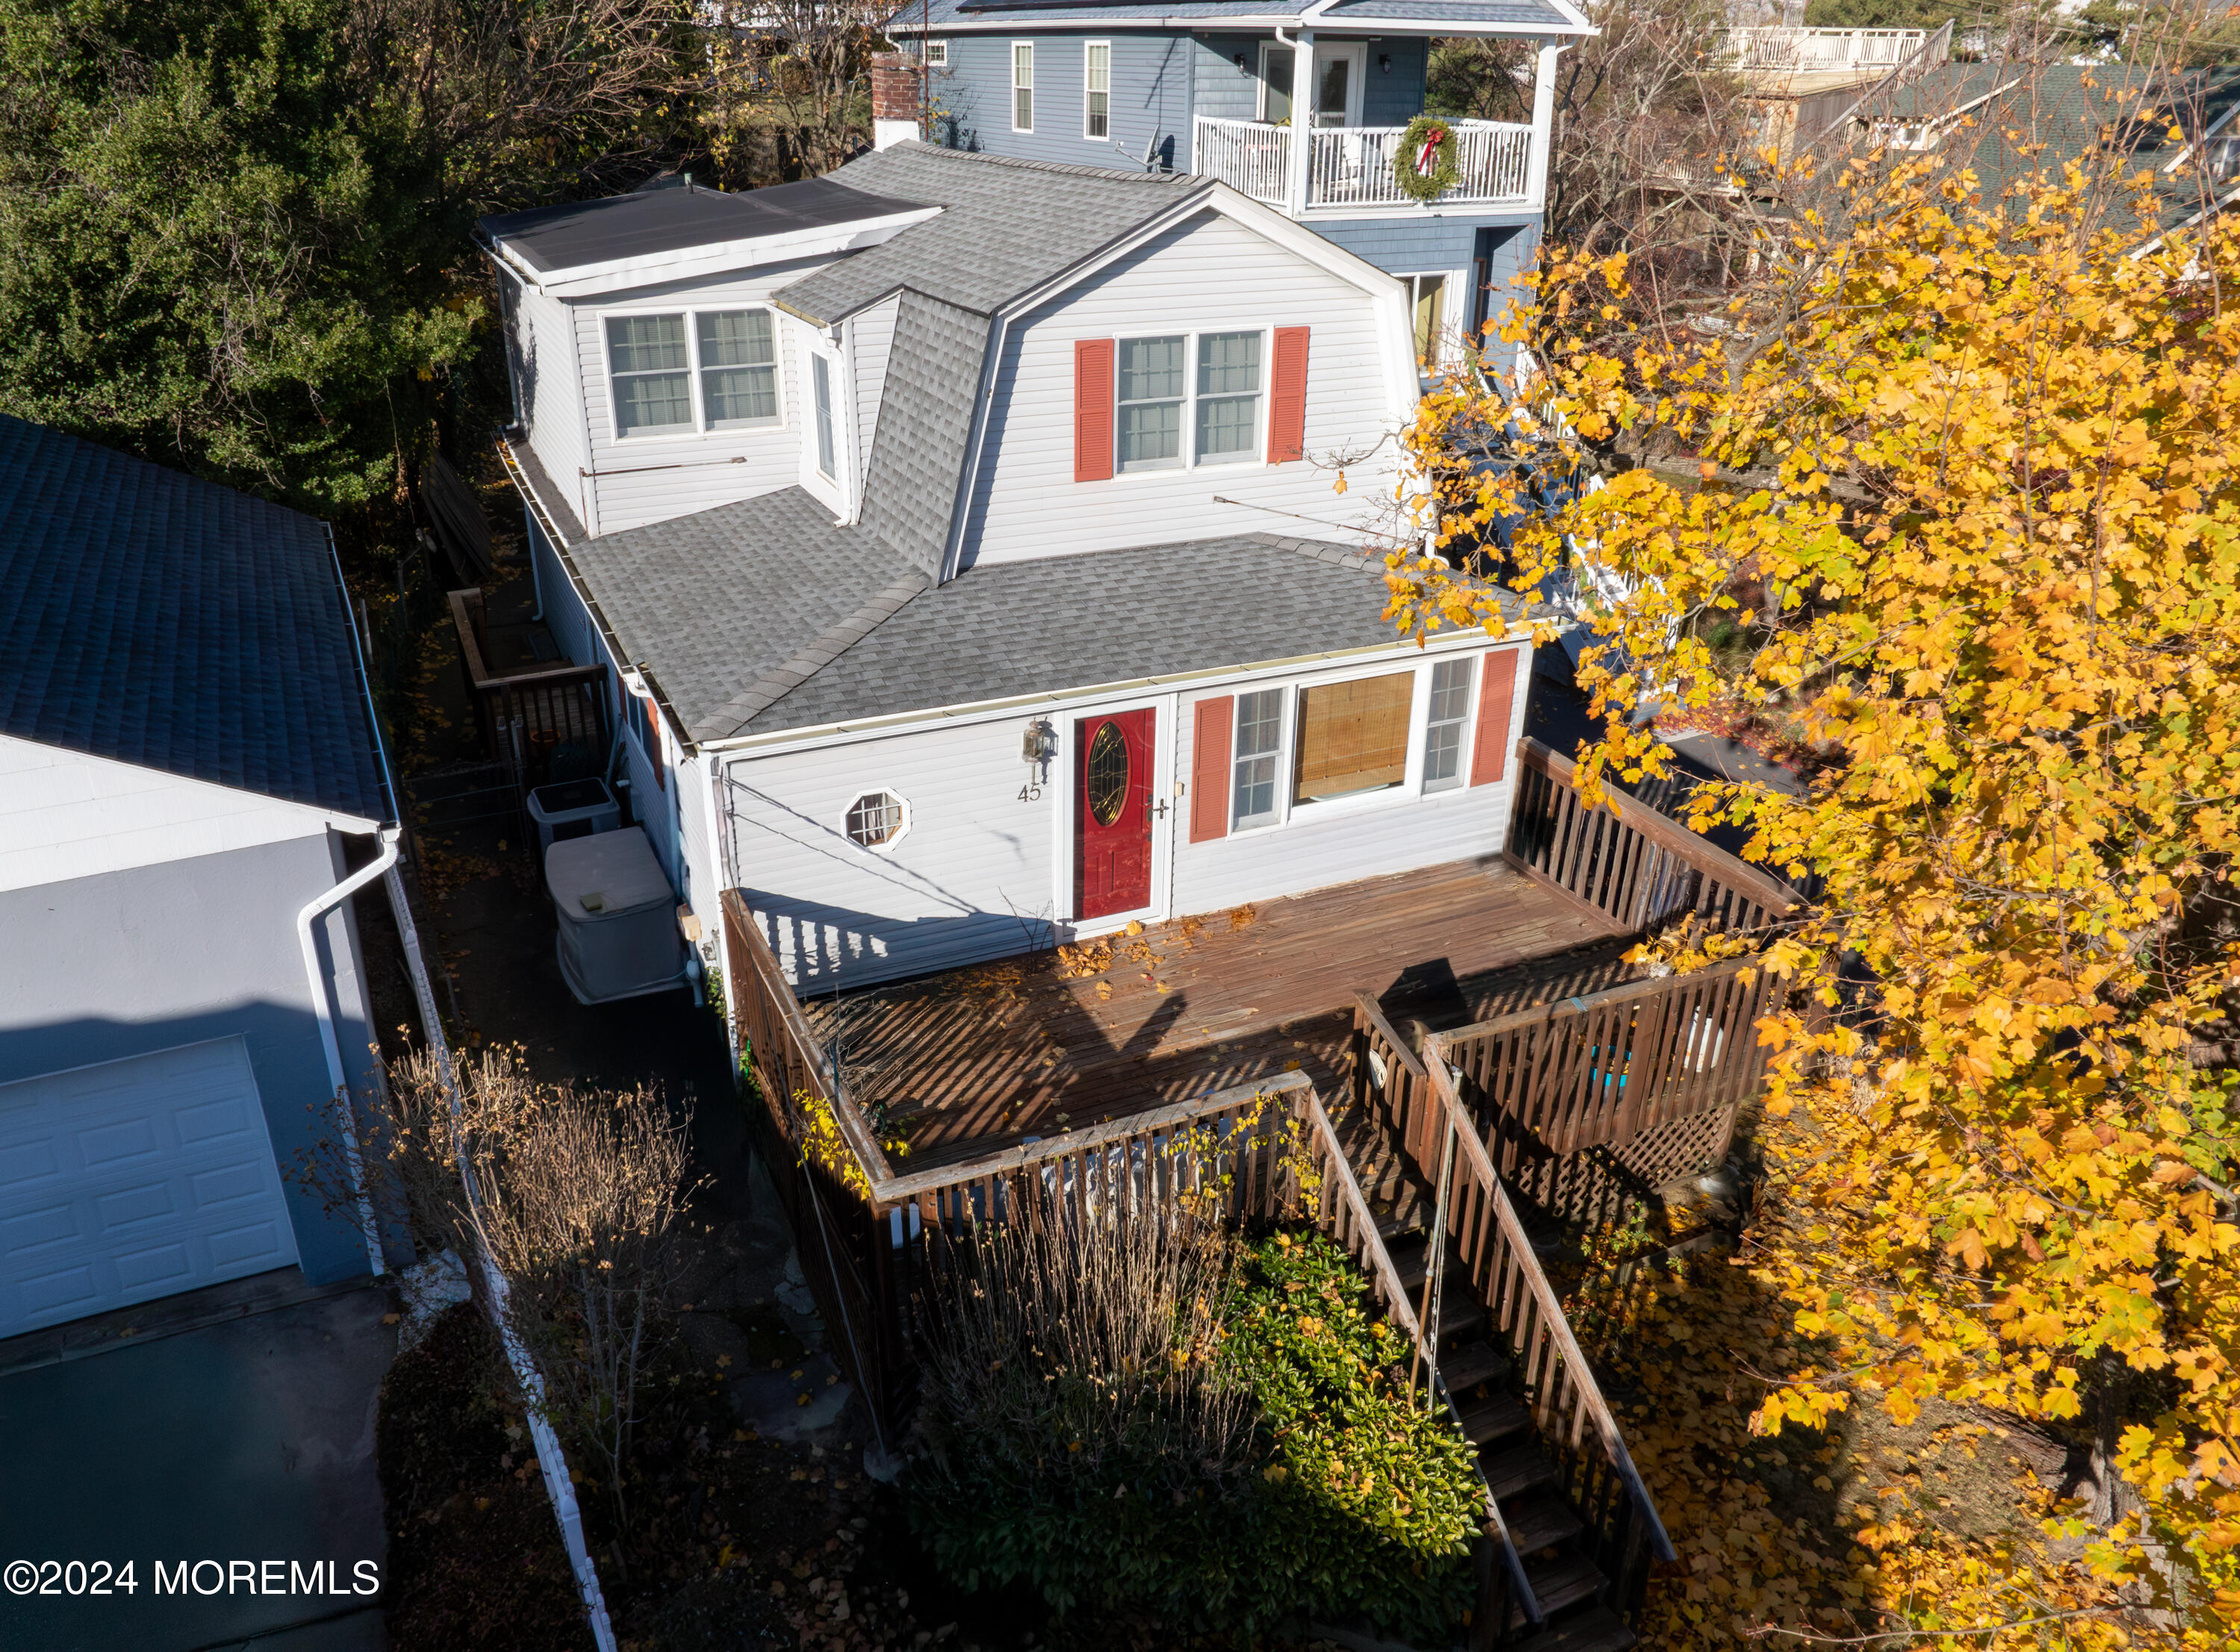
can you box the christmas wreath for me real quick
[1393,115,1458,203]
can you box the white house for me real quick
[483,143,1534,993]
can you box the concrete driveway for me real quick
[0,1277,393,1652]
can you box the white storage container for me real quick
[527,776,620,853]
[544,826,686,1005]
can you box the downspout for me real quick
[296,827,400,1278]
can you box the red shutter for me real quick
[1189,696,1233,843]
[1074,339,1115,482]
[1267,326,1310,464]
[1469,647,1524,787]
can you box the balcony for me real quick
[1192,115,1534,214]
[1720,25,1928,72]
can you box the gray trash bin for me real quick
[544,826,687,1005]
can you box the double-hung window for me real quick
[1012,43,1033,131]
[1116,331,1263,472]
[810,354,837,479]
[699,311,777,428]
[1116,337,1184,471]
[1420,657,1473,791]
[1232,689,1284,829]
[1195,331,1260,464]
[1085,42,1110,139]
[607,308,781,437]
[607,315,694,437]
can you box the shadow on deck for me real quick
[795,855,1645,1174]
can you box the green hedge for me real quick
[905,1229,1481,1639]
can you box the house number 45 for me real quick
[1017,782,1042,802]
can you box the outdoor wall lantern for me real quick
[1021,720,1059,764]
[1379,53,1393,73]
[1233,52,1248,74]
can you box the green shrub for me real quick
[905,1219,1481,1640]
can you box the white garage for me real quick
[0,1039,299,1338]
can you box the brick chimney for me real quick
[871,53,919,151]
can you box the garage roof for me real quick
[0,418,394,826]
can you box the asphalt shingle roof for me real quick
[920,0,1575,22]
[775,143,1207,325]
[566,484,927,741]
[0,418,391,823]
[742,534,1431,736]
[1849,63,2240,231]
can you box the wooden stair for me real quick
[1324,1094,1637,1652]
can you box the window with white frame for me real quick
[1421,656,1473,792]
[698,311,778,428]
[1293,671,1413,805]
[1403,275,1447,366]
[923,38,947,66]
[1012,42,1033,131]
[606,308,783,437]
[606,314,694,436]
[1085,42,1110,138]
[1195,331,1260,464]
[1231,688,1284,828]
[810,353,836,479]
[846,791,906,849]
[1116,331,1263,473]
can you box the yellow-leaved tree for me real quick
[1387,149,2240,1644]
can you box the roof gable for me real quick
[0,418,391,824]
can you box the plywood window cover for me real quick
[1292,670,1413,804]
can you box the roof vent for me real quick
[634,172,694,193]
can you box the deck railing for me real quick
[447,587,609,793]
[1506,738,1801,937]
[1352,997,1678,1632]
[1721,25,1926,70]
[1192,116,1533,210]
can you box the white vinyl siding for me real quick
[963,209,1400,566]
[515,281,594,531]
[851,293,902,493]
[726,641,1525,992]
[1085,41,1110,139]
[572,266,824,536]
[1012,42,1034,131]
[0,737,345,894]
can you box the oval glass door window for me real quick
[1086,722,1130,825]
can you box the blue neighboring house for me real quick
[877,0,1594,367]
[0,418,399,1338]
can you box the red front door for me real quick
[1074,708,1156,920]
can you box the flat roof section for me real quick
[481,176,933,275]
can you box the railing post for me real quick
[1285,31,1314,214]
[1525,40,1561,213]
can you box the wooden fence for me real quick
[1506,739,1799,937]
[1353,997,1678,1631]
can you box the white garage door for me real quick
[0,1038,299,1338]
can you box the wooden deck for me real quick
[794,855,1641,1172]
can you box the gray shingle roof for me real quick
[857,293,989,576]
[776,143,1207,325]
[741,533,1497,737]
[565,484,925,741]
[0,417,391,823]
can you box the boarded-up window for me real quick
[1292,672,1413,804]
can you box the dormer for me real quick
[479,175,940,536]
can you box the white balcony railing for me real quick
[1193,114,1292,207]
[1721,25,1926,71]
[1192,116,1534,212]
